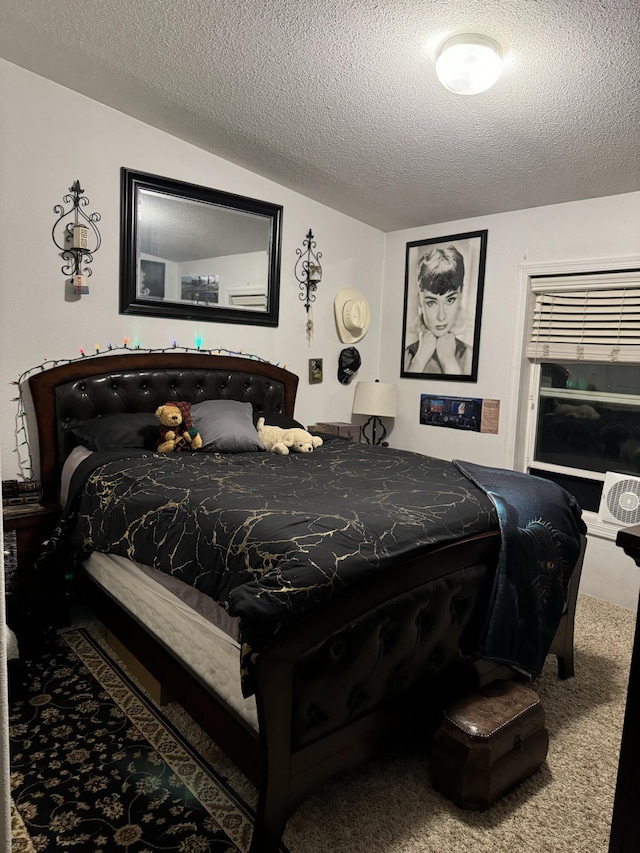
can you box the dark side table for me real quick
[610,524,640,852]
[3,503,64,658]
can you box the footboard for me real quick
[250,529,502,852]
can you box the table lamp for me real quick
[352,380,397,445]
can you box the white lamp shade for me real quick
[436,34,503,95]
[352,381,397,418]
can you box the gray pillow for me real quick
[191,400,265,453]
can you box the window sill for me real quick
[582,509,619,542]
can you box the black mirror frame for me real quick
[119,168,282,327]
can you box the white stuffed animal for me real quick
[256,417,323,455]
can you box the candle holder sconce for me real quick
[294,228,322,341]
[52,180,102,295]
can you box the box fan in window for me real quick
[598,471,640,526]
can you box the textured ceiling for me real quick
[2,0,639,232]
[139,191,271,263]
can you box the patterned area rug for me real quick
[9,628,283,852]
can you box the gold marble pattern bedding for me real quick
[50,438,498,689]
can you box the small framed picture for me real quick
[420,394,483,432]
[401,230,487,382]
[309,358,323,384]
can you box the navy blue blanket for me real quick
[454,460,587,677]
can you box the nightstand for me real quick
[3,503,65,658]
[308,422,362,441]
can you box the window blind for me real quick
[527,271,640,362]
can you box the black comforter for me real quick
[44,438,584,692]
[54,440,493,629]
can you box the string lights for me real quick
[11,339,289,481]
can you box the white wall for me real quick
[382,194,640,461]
[0,59,385,484]
[381,192,640,609]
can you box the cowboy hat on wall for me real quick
[334,288,371,344]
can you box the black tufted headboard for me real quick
[29,352,299,504]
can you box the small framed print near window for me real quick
[401,230,487,382]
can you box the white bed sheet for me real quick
[60,445,93,506]
[83,551,259,730]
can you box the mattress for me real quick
[60,445,92,506]
[83,551,259,730]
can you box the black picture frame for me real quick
[400,229,487,382]
[120,168,282,327]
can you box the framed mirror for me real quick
[120,168,282,326]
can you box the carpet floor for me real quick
[278,594,634,853]
[11,593,636,852]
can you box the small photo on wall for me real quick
[309,358,323,384]
[401,230,487,382]
[420,394,483,432]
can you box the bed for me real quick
[28,352,586,852]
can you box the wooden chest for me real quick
[429,680,549,810]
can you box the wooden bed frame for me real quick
[28,352,584,852]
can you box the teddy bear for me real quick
[256,417,323,455]
[155,401,203,453]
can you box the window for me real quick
[527,271,640,363]
[524,269,640,512]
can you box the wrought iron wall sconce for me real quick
[52,180,102,295]
[294,228,322,340]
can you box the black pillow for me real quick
[71,412,158,451]
[252,410,305,431]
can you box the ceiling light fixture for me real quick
[436,34,503,95]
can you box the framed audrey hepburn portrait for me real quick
[400,229,488,382]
